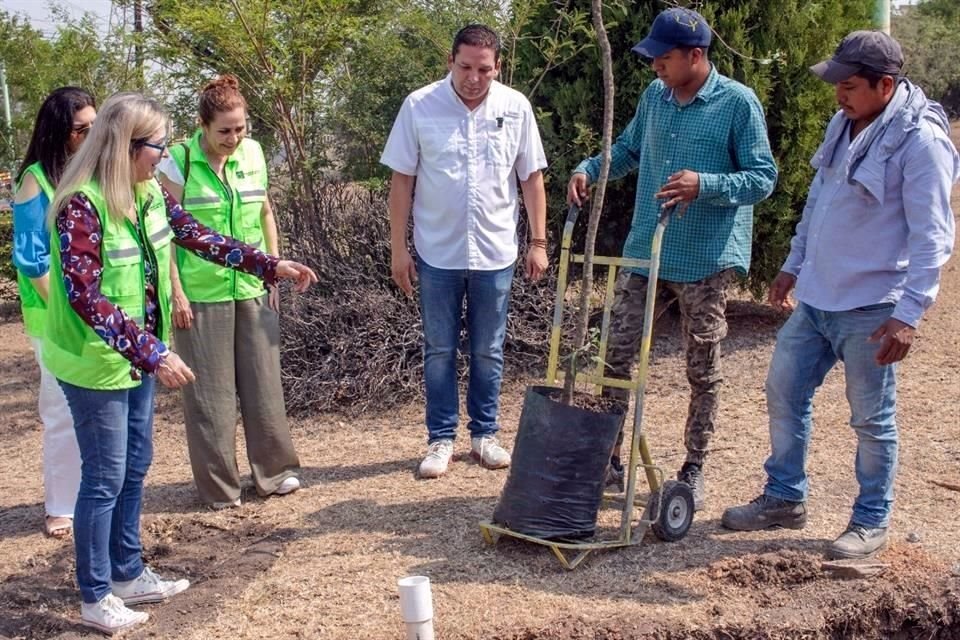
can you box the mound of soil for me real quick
[707,550,822,587]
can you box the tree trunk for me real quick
[562,0,615,404]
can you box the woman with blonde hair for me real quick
[46,92,316,634]
[159,74,300,508]
[12,86,95,538]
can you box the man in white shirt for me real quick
[380,24,548,479]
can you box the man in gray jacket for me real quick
[722,31,958,560]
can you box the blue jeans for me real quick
[418,258,514,443]
[763,302,898,528]
[60,378,156,603]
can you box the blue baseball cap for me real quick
[632,7,712,59]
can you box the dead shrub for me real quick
[274,181,558,416]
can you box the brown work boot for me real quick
[721,494,807,531]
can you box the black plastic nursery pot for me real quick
[492,385,624,540]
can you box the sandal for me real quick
[44,515,73,538]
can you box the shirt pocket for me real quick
[420,123,460,164]
[684,128,729,170]
[486,115,521,168]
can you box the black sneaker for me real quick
[826,523,888,560]
[677,462,705,511]
[721,494,807,531]
[604,457,625,493]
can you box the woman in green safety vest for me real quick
[158,75,301,508]
[46,92,317,635]
[12,87,96,539]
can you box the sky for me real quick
[2,0,115,36]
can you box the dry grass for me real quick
[0,125,958,639]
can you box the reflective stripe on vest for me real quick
[169,131,268,303]
[183,195,221,206]
[105,246,142,259]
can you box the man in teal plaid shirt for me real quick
[568,7,777,510]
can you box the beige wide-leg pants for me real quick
[173,294,300,505]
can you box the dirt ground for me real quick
[1,128,959,640]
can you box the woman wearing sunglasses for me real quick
[158,75,301,509]
[45,92,317,633]
[12,87,96,539]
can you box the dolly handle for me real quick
[658,204,677,226]
[560,204,581,251]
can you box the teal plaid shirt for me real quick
[575,66,777,282]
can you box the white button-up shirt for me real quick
[380,75,547,270]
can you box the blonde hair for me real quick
[50,92,168,225]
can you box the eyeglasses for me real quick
[72,123,93,136]
[140,139,168,154]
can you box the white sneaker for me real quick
[112,566,190,606]
[419,440,454,479]
[80,593,149,635]
[273,476,300,495]
[471,436,511,469]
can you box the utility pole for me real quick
[133,0,145,90]
[0,61,11,177]
[874,0,891,33]
[0,62,11,130]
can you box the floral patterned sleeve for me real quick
[56,194,168,377]
[161,184,279,285]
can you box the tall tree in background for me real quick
[0,7,143,168]
[147,0,515,204]
[510,0,874,293]
[331,0,596,182]
[148,0,388,218]
[324,0,510,182]
[894,0,960,117]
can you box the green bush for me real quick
[511,0,873,294]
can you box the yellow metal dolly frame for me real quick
[479,205,693,570]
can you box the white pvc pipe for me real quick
[403,620,435,640]
[398,576,435,640]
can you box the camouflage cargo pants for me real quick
[604,269,736,466]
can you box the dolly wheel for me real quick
[651,480,694,542]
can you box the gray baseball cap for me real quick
[810,30,904,83]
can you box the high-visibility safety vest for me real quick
[168,131,268,303]
[15,163,56,338]
[43,178,174,390]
